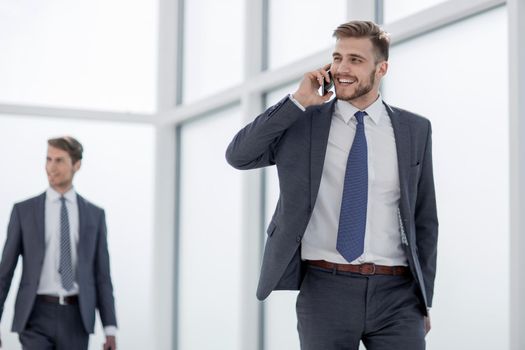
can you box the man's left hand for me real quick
[103,335,116,350]
[424,314,431,335]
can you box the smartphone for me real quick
[321,70,334,95]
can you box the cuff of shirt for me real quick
[288,94,306,112]
[104,325,118,336]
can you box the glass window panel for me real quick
[183,0,244,103]
[384,0,448,23]
[382,7,508,350]
[178,106,243,349]
[0,115,155,350]
[268,0,347,69]
[0,1,157,113]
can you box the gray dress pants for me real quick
[297,265,426,350]
[19,298,89,350]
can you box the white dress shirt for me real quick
[39,187,80,296]
[300,96,408,266]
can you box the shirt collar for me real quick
[46,187,77,204]
[335,94,384,125]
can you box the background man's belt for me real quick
[36,295,79,305]
[307,260,409,276]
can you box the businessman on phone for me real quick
[226,20,438,350]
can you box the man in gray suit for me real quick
[0,136,117,349]
[226,21,438,349]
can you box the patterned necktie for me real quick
[60,196,74,291]
[337,111,368,263]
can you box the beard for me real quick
[335,69,376,102]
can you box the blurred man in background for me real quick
[0,136,117,350]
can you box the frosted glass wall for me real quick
[178,107,244,349]
[182,0,244,103]
[268,0,346,69]
[0,0,157,113]
[383,0,448,23]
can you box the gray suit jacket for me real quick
[226,97,438,312]
[0,192,117,333]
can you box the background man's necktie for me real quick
[337,110,368,263]
[60,196,74,291]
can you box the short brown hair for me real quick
[48,136,83,164]
[333,20,390,62]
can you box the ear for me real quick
[377,61,388,77]
[73,160,82,172]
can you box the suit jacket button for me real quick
[296,235,301,243]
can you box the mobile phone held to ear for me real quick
[321,70,334,95]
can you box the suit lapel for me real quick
[34,192,46,253]
[386,103,410,193]
[76,194,88,265]
[385,102,412,230]
[310,100,336,208]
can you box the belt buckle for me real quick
[59,295,66,306]
[359,263,376,275]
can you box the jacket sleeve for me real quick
[415,120,439,307]
[226,96,306,170]
[95,209,117,327]
[0,205,23,323]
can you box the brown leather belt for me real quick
[36,295,79,305]
[307,260,409,276]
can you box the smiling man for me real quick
[226,21,438,350]
[0,136,118,350]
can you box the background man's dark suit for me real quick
[0,192,117,336]
[226,96,438,312]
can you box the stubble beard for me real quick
[336,69,376,102]
[48,172,74,192]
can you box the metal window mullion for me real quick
[153,125,177,350]
[240,0,266,349]
[375,0,384,24]
[157,0,179,112]
[155,0,180,348]
[0,104,152,123]
[509,0,525,348]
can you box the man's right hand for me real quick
[103,335,117,350]
[292,63,334,108]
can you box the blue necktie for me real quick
[337,111,368,263]
[60,196,74,291]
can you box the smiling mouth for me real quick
[337,78,356,85]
